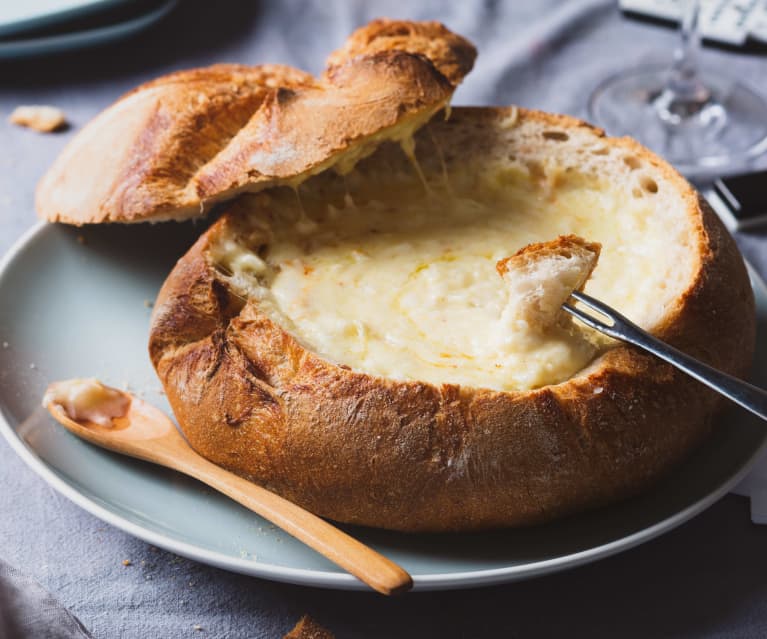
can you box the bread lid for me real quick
[36,20,476,225]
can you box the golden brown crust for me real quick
[284,616,335,639]
[324,18,477,86]
[149,107,755,532]
[36,21,475,226]
[495,234,602,279]
[192,50,454,200]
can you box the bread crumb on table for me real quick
[9,105,67,132]
[122,559,132,566]
[284,615,335,639]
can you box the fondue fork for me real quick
[563,290,767,422]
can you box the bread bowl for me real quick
[146,105,754,532]
[37,20,755,532]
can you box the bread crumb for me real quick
[143,299,154,308]
[2,342,8,349]
[122,559,132,566]
[284,615,335,639]
[9,105,67,132]
[29,363,36,370]
[193,625,203,632]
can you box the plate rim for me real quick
[0,0,136,39]
[2,221,766,591]
[0,0,177,59]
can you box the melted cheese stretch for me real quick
[212,177,675,391]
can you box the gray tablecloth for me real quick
[2,1,767,637]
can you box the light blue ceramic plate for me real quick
[0,0,134,38]
[1,221,766,591]
[0,0,176,59]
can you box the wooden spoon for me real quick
[43,379,412,596]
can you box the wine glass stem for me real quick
[669,0,707,99]
[655,0,715,123]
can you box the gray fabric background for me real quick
[0,559,92,639]
[2,1,767,636]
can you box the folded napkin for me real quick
[0,558,92,639]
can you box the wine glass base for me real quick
[588,66,767,178]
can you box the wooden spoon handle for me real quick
[176,451,413,595]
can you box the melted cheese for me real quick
[44,378,130,426]
[211,173,679,391]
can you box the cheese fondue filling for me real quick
[211,166,692,391]
[44,378,130,426]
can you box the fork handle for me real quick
[623,330,767,422]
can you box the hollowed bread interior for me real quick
[209,108,698,391]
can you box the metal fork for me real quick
[562,290,767,422]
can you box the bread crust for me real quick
[496,234,601,278]
[149,107,755,532]
[36,20,475,226]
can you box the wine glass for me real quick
[588,0,767,177]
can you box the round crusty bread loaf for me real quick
[148,106,755,532]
